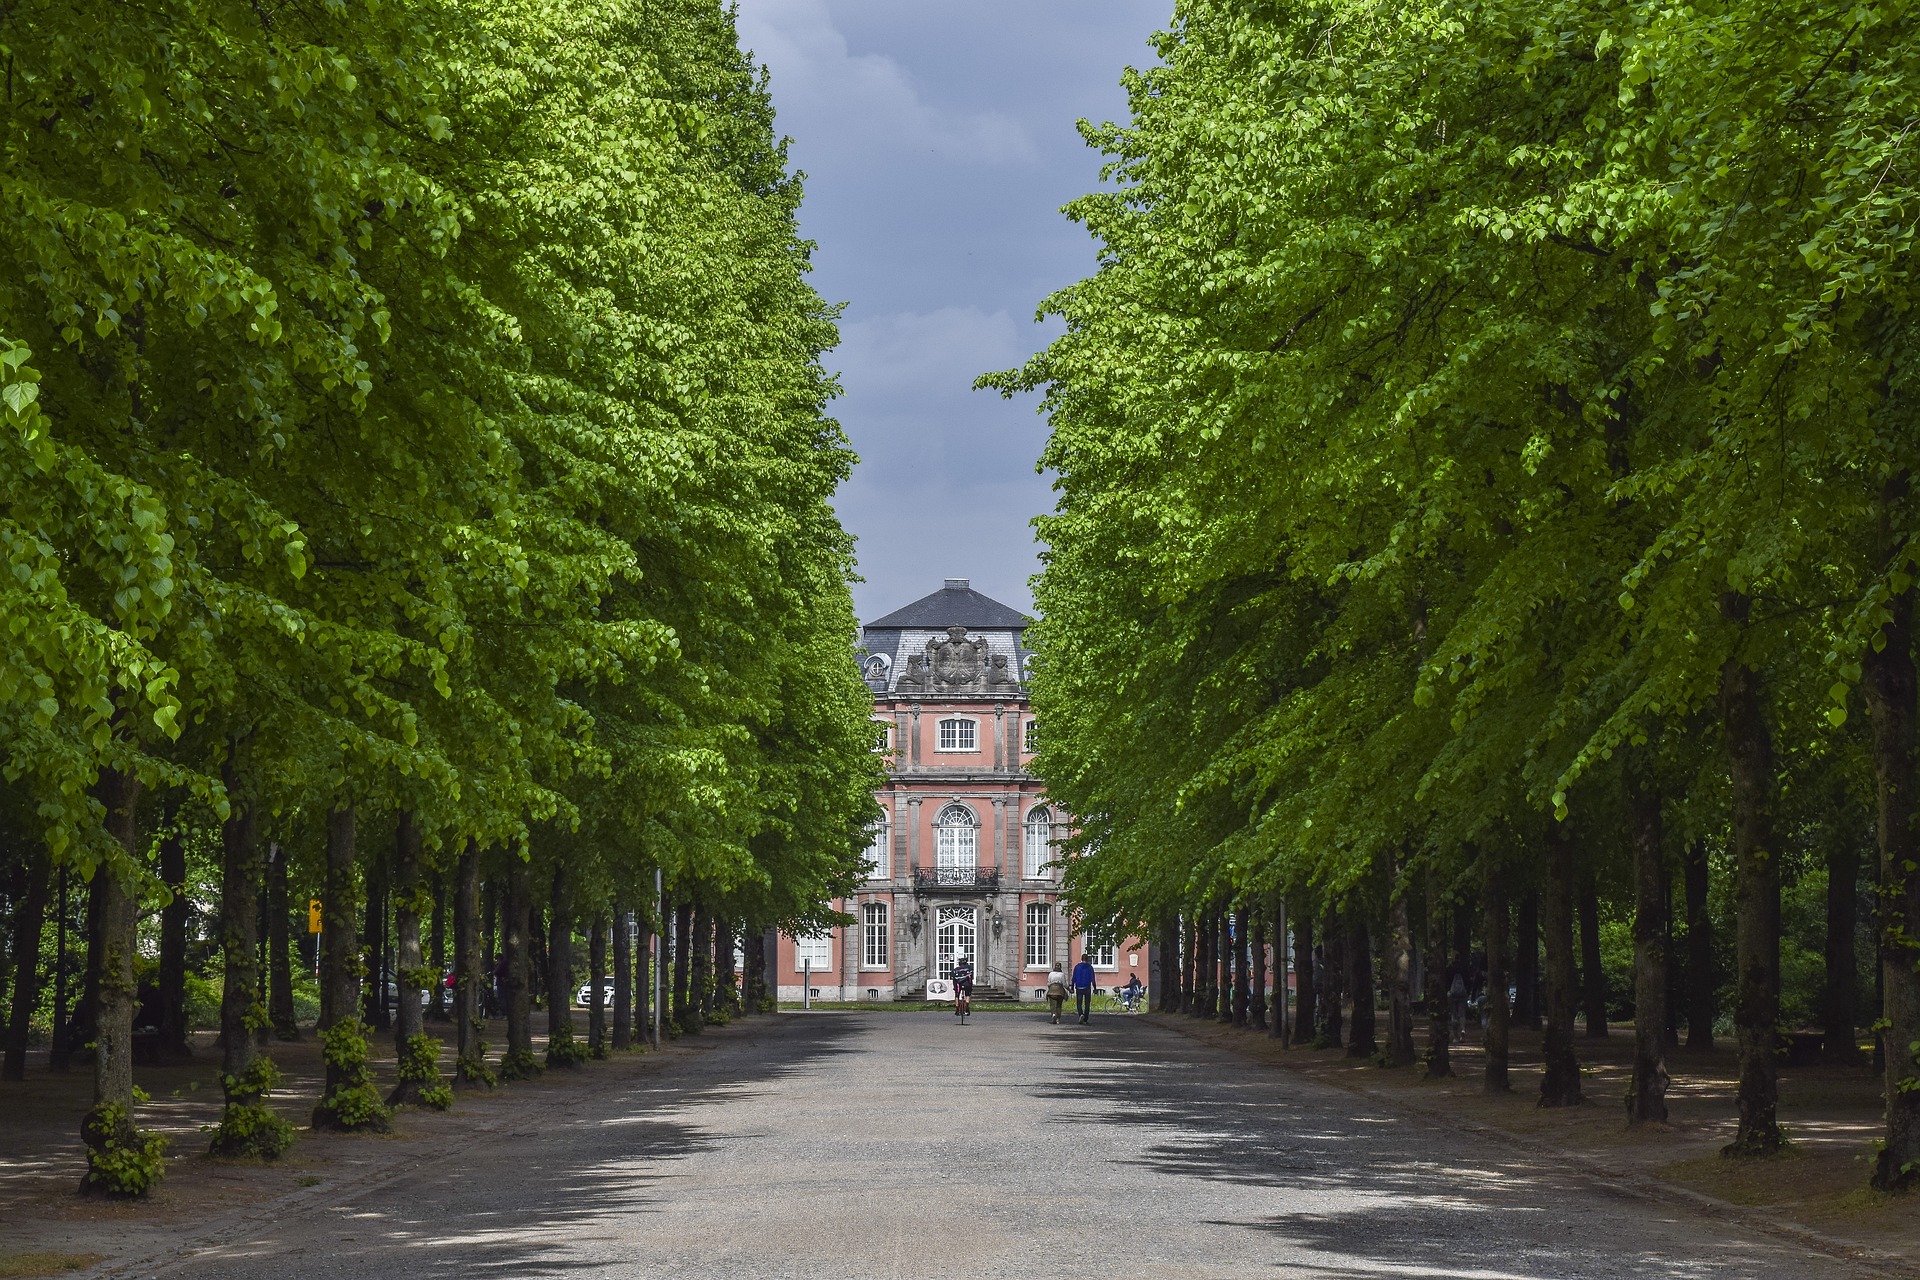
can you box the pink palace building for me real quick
[776,579,1151,1003]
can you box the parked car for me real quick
[575,978,617,1007]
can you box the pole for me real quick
[803,956,811,1010]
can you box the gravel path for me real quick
[132,1011,1863,1279]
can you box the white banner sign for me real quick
[924,978,954,1003]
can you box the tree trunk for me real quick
[613,904,632,1050]
[1578,866,1608,1039]
[1221,905,1236,1028]
[1292,904,1314,1045]
[388,813,426,1103]
[1684,838,1715,1049]
[672,900,692,1031]
[1720,617,1783,1157]
[1320,915,1344,1048]
[589,915,608,1057]
[1250,917,1268,1031]
[710,917,729,1013]
[156,802,189,1061]
[547,864,578,1065]
[1823,834,1863,1063]
[1198,914,1216,1018]
[4,843,50,1081]
[1864,584,1920,1191]
[453,844,487,1087]
[69,871,103,1066]
[362,842,390,1030]
[1231,909,1250,1027]
[689,905,713,1028]
[740,922,761,1015]
[1540,820,1583,1107]
[428,873,448,1024]
[81,768,145,1194]
[1514,889,1540,1030]
[1345,915,1376,1058]
[1387,873,1416,1067]
[319,807,359,1033]
[1483,858,1510,1094]
[266,843,296,1040]
[638,914,655,1039]
[502,857,536,1075]
[1269,895,1288,1042]
[1628,769,1670,1124]
[1423,872,1452,1079]
[218,771,261,1110]
[1158,916,1180,1013]
[1180,913,1196,1014]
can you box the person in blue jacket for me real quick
[1072,955,1096,1024]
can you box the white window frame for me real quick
[1023,805,1054,879]
[792,932,832,971]
[935,717,978,752]
[873,721,893,752]
[862,903,889,969]
[1083,931,1117,971]
[864,816,889,881]
[934,803,977,883]
[1022,718,1038,753]
[1024,902,1052,970]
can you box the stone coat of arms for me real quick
[927,626,989,692]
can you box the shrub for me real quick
[81,1102,167,1197]
[312,1020,392,1133]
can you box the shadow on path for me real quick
[159,1016,870,1280]
[1032,1017,1832,1280]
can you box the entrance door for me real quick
[936,906,977,979]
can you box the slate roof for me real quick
[865,580,1029,630]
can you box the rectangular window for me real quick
[793,933,832,971]
[865,819,889,881]
[873,722,892,752]
[863,903,889,969]
[1023,719,1037,753]
[1025,903,1052,969]
[936,718,977,751]
[1084,931,1117,970]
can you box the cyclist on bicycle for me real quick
[1123,973,1143,1011]
[951,954,975,1017]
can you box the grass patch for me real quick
[0,1253,107,1278]
[1660,1150,1808,1207]
[296,1175,323,1187]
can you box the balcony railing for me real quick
[911,867,1001,893]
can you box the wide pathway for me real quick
[144,1012,1861,1279]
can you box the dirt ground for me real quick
[1153,1012,1919,1272]
[0,1012,647,1276]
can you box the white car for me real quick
[575,978,617,1006]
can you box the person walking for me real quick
[1448,968,1470,1042]
[1046,965,1068,1024]
[1072,954,1096,1024]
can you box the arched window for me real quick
[864,816,889,881]
[934,803,977,883]
[1023,805,1055,878]
[936,717,977,751]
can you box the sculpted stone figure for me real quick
[927,625,988,691]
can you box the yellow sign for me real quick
[308,899,323,933]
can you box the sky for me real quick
[731,0,1170,623]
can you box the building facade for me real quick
[775,579,1148,1003]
